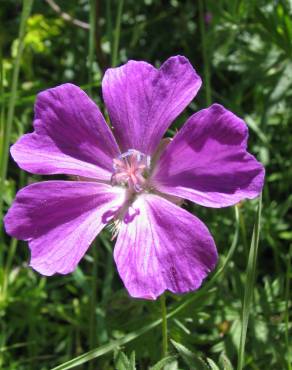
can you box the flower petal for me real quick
[152,104,265,208]
[4,181,126,275]
[11,84,120,180]
[102,56,202,155]
[114,194,217,299]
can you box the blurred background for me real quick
[0,0,291,369]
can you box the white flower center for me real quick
[111,149,151,192]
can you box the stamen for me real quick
[108,219,121,240]
[111,149,151,192]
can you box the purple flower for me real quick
[4,56,264,300]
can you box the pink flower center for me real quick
[111,149,151,192]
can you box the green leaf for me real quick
[115,351,136,370]
[206,358,220,370]
[170,339,209,370]
[51,319,161,370]
[150,355,177,370]
[219,353,234,370]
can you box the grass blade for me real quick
[88,0,96,97]
[284,244,292,370]
[237,194,263,370]
[111,0,124,67]
[198,0,211,105]
[51,318,161,370]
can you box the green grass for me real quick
[237,195,262,370]
[1,0,291,369]
[0,0,34,220]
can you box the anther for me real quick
[111,149,151,192]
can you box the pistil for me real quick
[111,149,151,192]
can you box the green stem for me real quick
[111,0,124,67]
[0,0,33,219]
[237,204,249,257]
[198,0,211,106]
[88,0,96,97]
[284,244,292,370]
[88,245,98,370]
[0,47,4,159]
[106,0,113,56]
[237,194,262,370]
[0,49,5,247]
[0,238,17,300]
[160,293,168,357]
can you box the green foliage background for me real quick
[0,0,291,369]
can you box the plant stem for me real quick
[2,238,18,293]
[106,0,113,57]
[88,0,96,97]
[237,194,262,370]
[88,245,98,370]
[198,0,212,106]
[111,0,124,67]
[0,47,4,162]
[0,49,5,245]
[237,204,249,257]
[160,293,168,357]
[284,244,292,370]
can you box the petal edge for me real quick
[114,194,217,299]
[11,84,120,180]
[103,56,202,155]
[4,181,126,275]
[152,104,265,208]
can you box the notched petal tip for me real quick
[102,55,202,155]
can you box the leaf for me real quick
[206,358,220,370]
[270,62,292,102]
[130,351,136,368]
[51,319,161,370]
[150,356,177,370]
[164,360,179,370]
[219,353,234,370]
[170,339,209,370]
[115,351,136,370]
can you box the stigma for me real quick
[111,149,151,192]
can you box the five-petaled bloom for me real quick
[4,56,264,300]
